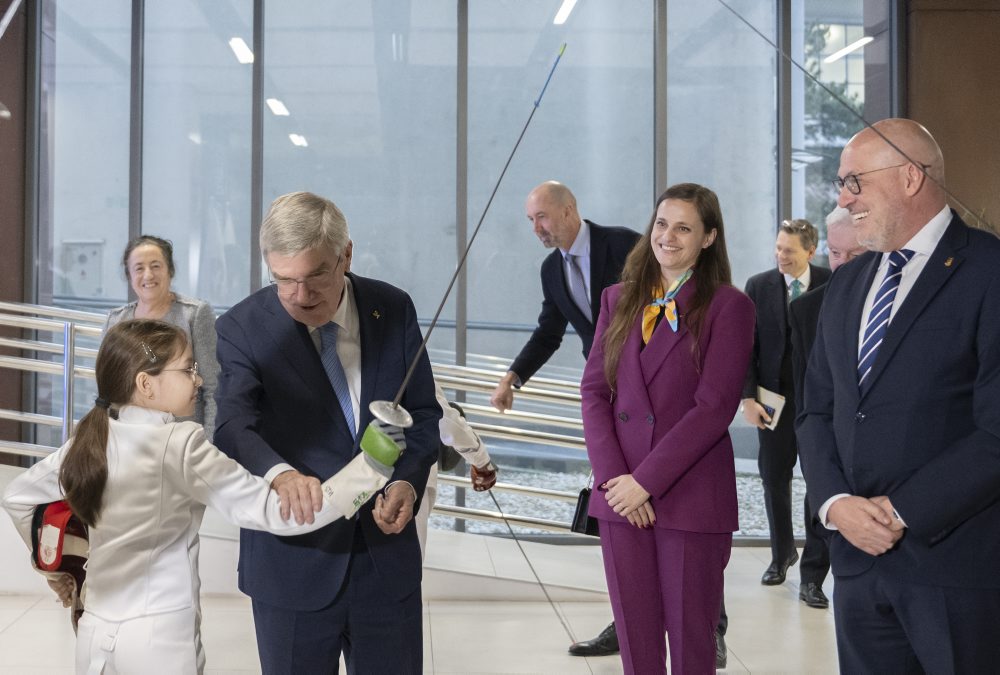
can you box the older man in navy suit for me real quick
[798,119,1000,672]
[215,192,440,674]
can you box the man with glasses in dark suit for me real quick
[798,119,1000,672]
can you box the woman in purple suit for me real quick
[581,183,755,674]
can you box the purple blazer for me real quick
[581,280,755,533]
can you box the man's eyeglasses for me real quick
[832,163,929,195]
[269,256,344,297]
[163,362,201,381]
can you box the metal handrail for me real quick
[0,301,588,535]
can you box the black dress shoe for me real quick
[715,629,727,669]
[799,582,830,609]
[569,621,619,657]
[760,550,799,585]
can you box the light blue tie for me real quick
[789,279,803,301]
[319,322,356,439]
[857,249,914,393]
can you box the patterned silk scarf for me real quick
[642,268,693,344]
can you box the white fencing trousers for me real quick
[76,607,201,674]
[415,463,439,561]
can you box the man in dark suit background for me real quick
[798,118,1000,671]
[490,181,639,411]
[742,219,832,605]
[787,207,866,609]
[789,206,866,407]
[214,191,440,673]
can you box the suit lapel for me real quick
[846,252,881,373]
[765,270,788,339]
[351,274,385,432]
[859,219,965,398]
[260,289,344,426]
[640,282,694,386]
[550,249,593,329]
[586,222,606,322]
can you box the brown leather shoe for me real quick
[569,621,619,657]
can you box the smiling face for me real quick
[650,199,717,286]
[836,134,910,252]
[127,244,173,306]
[145,343,202,417]
[774,230,815,278]
[266,242,352,327]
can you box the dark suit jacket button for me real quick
[646,414,654,425]
[855,411,866,422]
[618,412,629,422]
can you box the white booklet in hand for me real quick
[756,386,786,431]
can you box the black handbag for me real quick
[571,480,600,537]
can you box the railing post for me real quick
[62,322,75,442]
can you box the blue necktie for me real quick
[319,322,356,439]
[857,249,914,392]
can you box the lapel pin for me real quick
[944,257,953,267]
[372,310,381,319]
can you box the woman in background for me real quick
[106,235,219,435]
[581,183,754,674]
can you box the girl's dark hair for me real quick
[60,320,186,526]
[602,183,733,387]
[122,235,176,280]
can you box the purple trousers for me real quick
[600,522,731,674]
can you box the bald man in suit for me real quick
[798,119,1000,672]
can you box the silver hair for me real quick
[825,206,853,231]
[260,191,350,258]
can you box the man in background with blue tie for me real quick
[798,118,1000,672]
[214,191,440,673]
[742,219,831,603]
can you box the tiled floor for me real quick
[0,536,839,674]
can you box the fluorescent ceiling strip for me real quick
[229,37,254,64]
[823,36,873,64]
[553,0,578,25]
[266,98,290,116]
[289,134,308,147]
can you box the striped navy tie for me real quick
[857,249,914,392]
[319,322,356,439]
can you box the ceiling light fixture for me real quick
[266,98,290,116]
[289,134,309,147]
[553,0,578,25]
[823,36,873,64]
[228,37,254,64]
